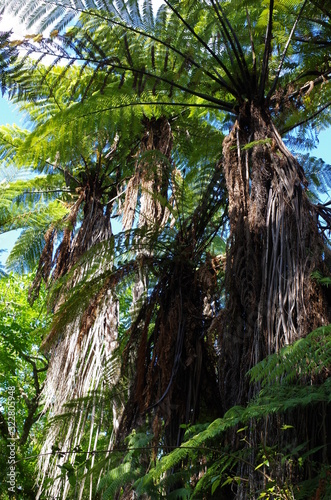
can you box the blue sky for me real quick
[0,95,330,266]
[0,98,25,266]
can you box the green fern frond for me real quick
[299,153,331,201]
[98,430,154,499]
[249,324,331,387]
[0,124,30,166]
[6,200,68,272]
[133,324,331,496]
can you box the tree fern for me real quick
[1,42,229,499]
[2,2,331,499]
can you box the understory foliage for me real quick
[0,273,49,499]
[0,0,331,498]
[105,324,331,499]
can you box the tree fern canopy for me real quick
[0,1,331,499]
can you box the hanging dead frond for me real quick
[122,116,173,231]
[52,190,85,281]
[36,287,119,499]
[28,226,56,304]
[122,173,139,230]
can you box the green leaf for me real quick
[211,478,221,495]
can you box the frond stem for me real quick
[21,46,236,112]
[267,0,308,102]
[96,61,235,110]
[277,71,331,104]
[162,0,240,97]
[210,0,251,94]
[259,0,274,102]
[39,0,237,95]
[281,100,331,134]
[61,102,236,124]
[245,6,256,75]
[21,189,71,195]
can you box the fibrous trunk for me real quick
[36,182,119,500]
[118,158,226,452]
[218,102,330,496]
[220,102,330,410]
[122,115,173,316]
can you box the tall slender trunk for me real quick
[35,179,119,500]
[117,117,224,452]
[125,116,173,315]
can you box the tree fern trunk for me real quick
[35,179,119,499]
[218,103,331,497]
[117,117,223,455]
[220,102,330,411]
